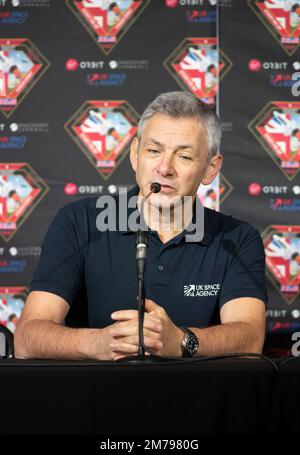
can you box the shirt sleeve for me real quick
[30,207,84,306]
[219,225,268,308]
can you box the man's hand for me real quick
[110,299,184,359]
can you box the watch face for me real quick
[186,333,198,356]
[187,336,198,354]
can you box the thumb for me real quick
[145,298,159,312]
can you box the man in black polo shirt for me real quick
[14,91,267,360]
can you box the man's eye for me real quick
[179,155,192,161]
[148,149,159,154]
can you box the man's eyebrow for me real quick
[144,138,195,151]
[144,138,164,147]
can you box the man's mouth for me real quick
[158,184,175,194]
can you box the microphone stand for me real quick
[117,183,167,363]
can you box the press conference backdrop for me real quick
[0,0,298,353]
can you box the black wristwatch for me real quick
[181,328,199,357]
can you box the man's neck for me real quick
[137,192,195,244]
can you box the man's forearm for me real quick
[190,322,265,356]
[14,319,105,360]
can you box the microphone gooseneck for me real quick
[136,182,161,356]
[136,230,148,281]
[136,182,161,280]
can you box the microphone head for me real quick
[150,182,161,193]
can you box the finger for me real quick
[112,331,162,345]
[111,336,162,352]
[109,319,162,337]
[110,323,162,338]
[111,310,138,321]
[111,310,162,328]
[113,353,137,361]
[144,336,163,351]
[143,314,162,331]
[109,323,136,338]
[111,330,162,343]
[110,342,138,354]
[145,299,159,312]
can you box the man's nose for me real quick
[155,154,175,177]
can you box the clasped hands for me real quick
[108,299,184,360]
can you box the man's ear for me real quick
[130,137,139,172]
[202,153,223,185]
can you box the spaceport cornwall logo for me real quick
[6,0,51,6]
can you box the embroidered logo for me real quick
[184,284,220,297]
[184,285,196,296]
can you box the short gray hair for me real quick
[137,91,221,160]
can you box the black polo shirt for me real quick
[30,186,268,329]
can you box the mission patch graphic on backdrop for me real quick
[0,163,49,241]
[65,100,139,179]
[248,0,300,55]
[197,173,233,212]
[249,102,300,181]
[66,0,150,54]
[164,37,232,105]
[0,38,49,117]
[263,225,300,304]
[0,287,27,334]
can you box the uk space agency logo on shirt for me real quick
[184,284,220,297]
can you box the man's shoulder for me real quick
[54,197,100,228]
[59,197,99,214]
[204,207,260,240]
[58,188,136,218]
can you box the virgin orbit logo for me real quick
[66,59,79,71]
[64,183,78,195]
[248,182,262,196]
[248,59,262,72]
[165,0,178,6]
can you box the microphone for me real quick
[150,182,161,194]
[136,182,161,280]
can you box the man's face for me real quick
[130,113,221,208]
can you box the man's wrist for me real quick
[180,327,199,357]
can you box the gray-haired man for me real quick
[15,91,267,360]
